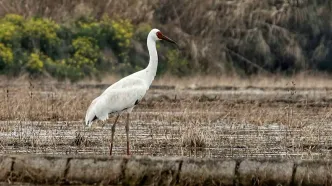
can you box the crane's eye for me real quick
[156,31,163,39]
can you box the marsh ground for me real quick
[0,75,332,159]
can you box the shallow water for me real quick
[1,117,331,160]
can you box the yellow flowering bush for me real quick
[23,18,60,42]
[22,17,61,55]
[0,13,180,80]
[0,43,13,69]
[3,14,24,25]
[67,37,100,68]
[110,19,133,48]
[26,52,44,73]
[0,22,20,43]
[0,14,23,45]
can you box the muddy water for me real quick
[0,115,331,160]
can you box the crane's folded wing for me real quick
[85,86,147,126]
[103,76,148,93]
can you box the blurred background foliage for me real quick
[0,0,331,81]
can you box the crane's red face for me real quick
[156,31,177,45]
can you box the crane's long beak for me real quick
[161,35,178,47]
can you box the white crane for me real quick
[85,28,177,155]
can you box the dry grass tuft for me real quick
[181,127,207,149]
[72,131,87,147]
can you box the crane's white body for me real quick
[85,29,160,127]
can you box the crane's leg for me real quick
[110,115,120,156]
[125,113,130,155]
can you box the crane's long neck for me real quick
[145,36,158,85]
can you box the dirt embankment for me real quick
[0,155,331,185]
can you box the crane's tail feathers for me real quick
[85,94,115,127]
[85,97,100,127]
[85,107,109,125]
[85,113,109,127]
[85,108,95,128]
[85,115,96,128]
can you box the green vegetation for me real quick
[166,49,190,76]
[26,52,44,73]
[0,14,174,81]
[0,43,14,70]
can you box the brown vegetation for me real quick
[0,75,332,159]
